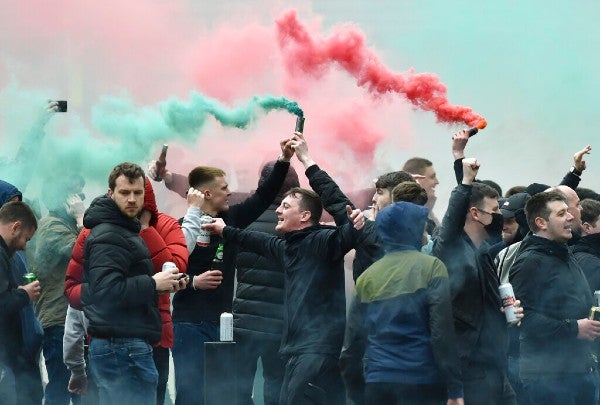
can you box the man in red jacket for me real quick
[64,177,189,405]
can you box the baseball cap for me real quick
[500,192,531,219]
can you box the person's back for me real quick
[356,202,463,404]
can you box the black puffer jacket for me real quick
[510,234,594,376]
[81,195,161,344]
[233,205,285,340]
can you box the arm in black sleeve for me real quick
[559,171,580,190]
[228,160,290,229]
[223,226,284,264]
[433,184,471,259]
[306,164,354,225]
[427,260,464,400]
[453,158,464,185]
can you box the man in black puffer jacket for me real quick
[233,161,299,405]
[82,162,183,405]
[511,191,599,404]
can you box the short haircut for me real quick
[108,162,145,190]
[525,191,567,232]
[402,157,433,175]
[283,187,323,225]
[505,186,526,197]
[0,201,38,230]
[188,166,226,189]
[576,187,600,202]
[476,179,502,197]
[392,182,428,206]
[470,182,499,208]
[375,171,414,190]
[581,198,600,226]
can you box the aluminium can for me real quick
[499,283,519,324]
[196,215,213,247]
[220,312,233,342]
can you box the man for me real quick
[573,198,600,292]
[356,201,463,404]
[31,175,85,405]
[433,157,516,404]
[291,131,416,404]
[554,185,583,242]
[510,191,599,404]
[0,201,41,405]
[170,140,294,405]
[204,188,365,405]
[81,162,182,404]
[402,157,440,233]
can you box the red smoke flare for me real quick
[276,11,486,129]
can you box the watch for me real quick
[570,166,582,176]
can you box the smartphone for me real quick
[56,100,68,113]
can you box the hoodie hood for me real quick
[142,177,158,227]
[376,202,428,252]
[83,194,141,233]
[0,180,22,206]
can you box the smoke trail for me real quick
[276,10,486,129]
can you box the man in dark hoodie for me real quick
[510,191,599,404]
[81,162,183,404]
[233,161,299,405]
[355,201,463,404]
[573,198,600,293]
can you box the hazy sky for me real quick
[1,0,598,215]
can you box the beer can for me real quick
[499,283,519,324]
[196,215,213,247]
[23,272,37,285]
[590,307,600,321]
[594,290,600,307]
[220,312,233,342]
[162,261,177,272]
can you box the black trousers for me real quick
[153,346,170,405]
[280,353,345,405]
[364,382,446,405]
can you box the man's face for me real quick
[372,188,392,214]
[108,175,145,219]
[7,223,35,254]
[416,165,439,200]
[205,176,231,213]
[541,200,574,243]
[502,217,519,243]
[275,194,307,234]
[566,191,582,234]
[476,196,501,227]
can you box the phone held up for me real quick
[56,100,67,112]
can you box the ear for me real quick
[468,206,479,221]
[534,216,547,231]
[299,210,312,224]
[10,221,22,235]
[107,188,113,198]
[582,222,592,235]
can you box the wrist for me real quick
[278,154,291,163]
[192,275,198,290]
[570,166,582,176]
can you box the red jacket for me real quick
[65,180,188,348]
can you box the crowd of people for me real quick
[1,112,600,405]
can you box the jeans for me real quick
[172,321,219,405]
[89,337,158,405]
[43,325,80,405]
[522,372,597,405]
[235,333,285,405]
[0,361,17,405]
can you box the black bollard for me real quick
[204,341,237,405]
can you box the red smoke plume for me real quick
[276,10,487,129]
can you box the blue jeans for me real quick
[522,372,596,405]
[43,325,80,405]
[89,337,158,405]
[172,322,219,405]
[0,361,17,405]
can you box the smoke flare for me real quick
[276,10,486,128]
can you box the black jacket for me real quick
[233,205,285,341]
[224,222,361,356]
[510,234,594,376]
[433,184,507,368]
[572,233,600,293]
[81,195,161,344]
[172,159,290,323]
[0,237,29,366]
[305,164,382,281]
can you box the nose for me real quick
[372,192,377,204]
[566,212,574,221]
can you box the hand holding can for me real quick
[499,283,519,324]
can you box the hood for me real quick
[376,201,429,252]
[83,194,141,233]
[520,233,570,260]
[0,180,22,206]
[143,177,158,227]
[572,233,600,257]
